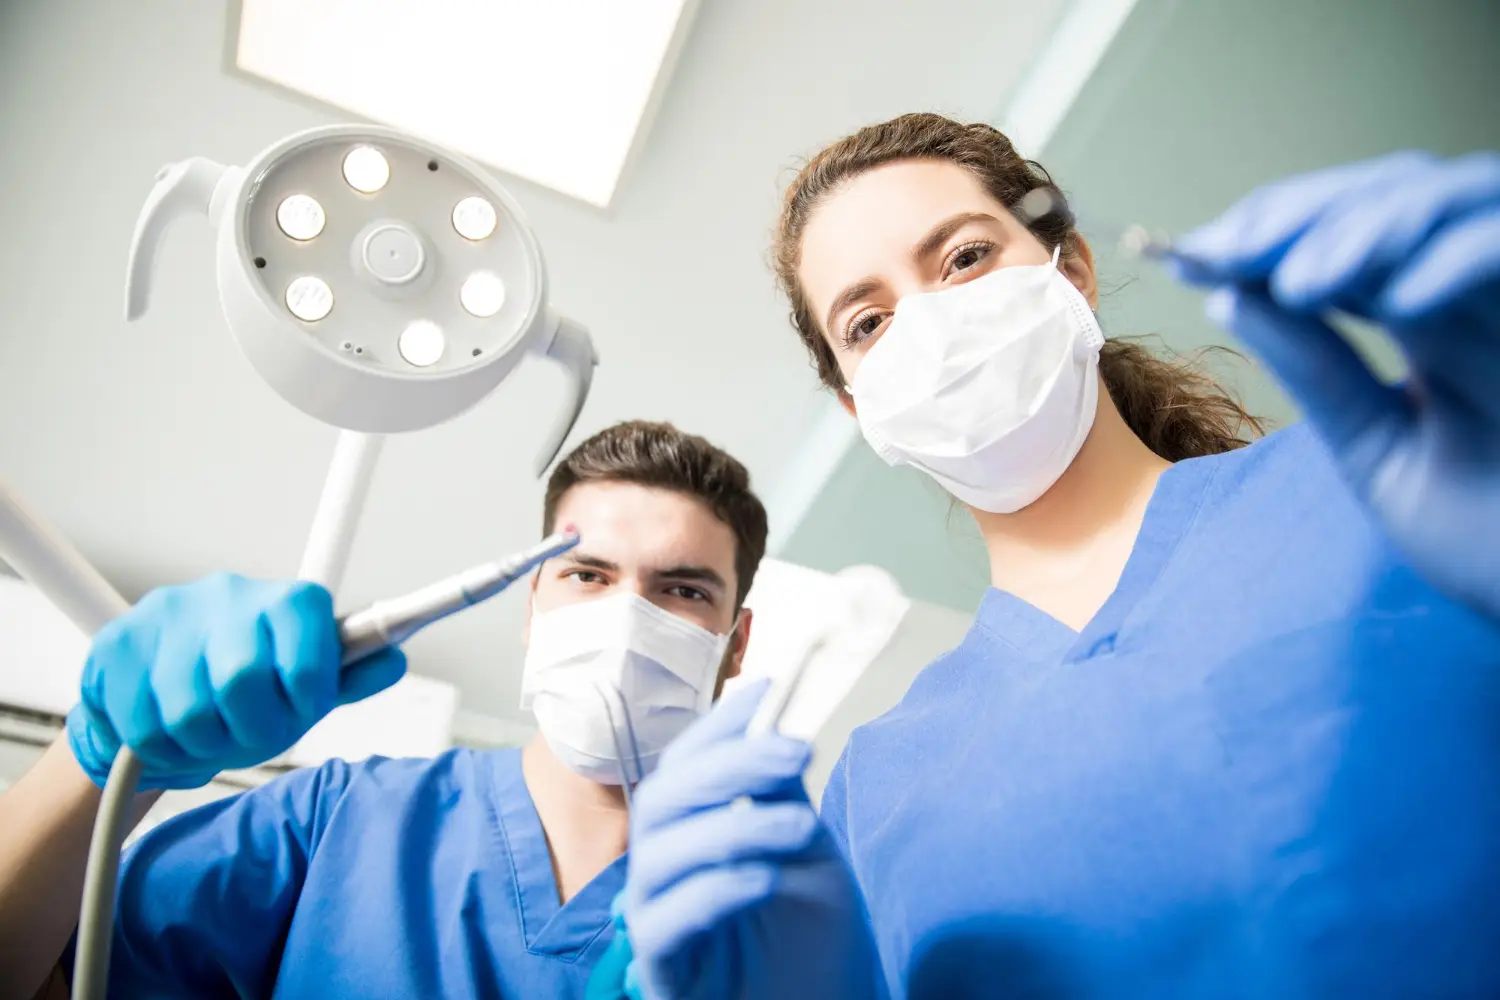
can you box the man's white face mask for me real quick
[848,246,1105,513]
[520,592,731,784]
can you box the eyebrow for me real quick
[822,211,1001,335]
[557,554,727,593]
[655,565,727,593]
[556,552,618,572]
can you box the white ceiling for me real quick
[0,0,1070,720]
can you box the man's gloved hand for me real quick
[66,572,406,790]
[1171,150,1500,620]
[623,680,884,1000]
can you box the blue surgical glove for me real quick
[623,680,885,1000]
[1171,150,1500,620]
[66,572,406,790]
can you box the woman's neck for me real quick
[972,377,1170,631]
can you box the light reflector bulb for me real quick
[276,194,326,241]
[459,271,506,318]
[399,320,445,367]
[285,276,334,322]
[342,146,391,193]
[452,196,497,241]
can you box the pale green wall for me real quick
[783,0,1500,614]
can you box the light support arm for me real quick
[124,158,242,322]
[531,313,598,476]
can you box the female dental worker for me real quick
[619,114,1500,1000]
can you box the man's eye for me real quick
[666,585,708,602]
[568,570,604,585]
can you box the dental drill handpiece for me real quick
[337,531,579,666]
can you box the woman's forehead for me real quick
[798,160,1001,305]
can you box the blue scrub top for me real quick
[90,747,625,998]
[823,425,1500,1000]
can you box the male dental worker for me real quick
[0,419,767,1000]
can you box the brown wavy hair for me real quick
[771,113,1265,461]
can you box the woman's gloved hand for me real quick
[623,680,884,1000]
[66,572,406,790]
[1171,150,1500,620]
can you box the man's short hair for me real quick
[543,421,769,608]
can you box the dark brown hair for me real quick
[543,420,769,607]
[772,112,1264,461]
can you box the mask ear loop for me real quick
[1050,243,1062,267]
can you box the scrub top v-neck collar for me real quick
[973,452,1220,665]
[486,750,625,958]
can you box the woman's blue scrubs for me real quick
[823,425,1500,999]
[87,747,624,997]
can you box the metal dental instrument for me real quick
[70,531,578,1000]
[746,636,826,740]
[1013,187,1177,261]
[594,680,647,812]
[338,531,580,665]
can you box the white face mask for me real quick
[520,592,731,784]
[848,247,1105,513]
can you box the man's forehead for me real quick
[551,481,737,575]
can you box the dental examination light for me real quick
[0,124,599,1000]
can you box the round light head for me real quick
[342,146,391,193]
[225,125,551,433]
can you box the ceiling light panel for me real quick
[234,0,698,207]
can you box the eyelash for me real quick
[839,239,997,347]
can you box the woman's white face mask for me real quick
[847,246,1105,513]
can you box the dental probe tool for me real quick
[746,636,826,739]
[1013,188,1177,261]
[338,530,580,665]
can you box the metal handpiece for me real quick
[337,531,579,665]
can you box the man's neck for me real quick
[520,737,630,905]
[973,376,1171,631]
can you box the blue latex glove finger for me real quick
[264,580,340,724]
[632,736,812,834]
[336,646,408,706]
[92,607,203,777]
[1269,152,1500,315]
[205,601,299,753]
[1383,203,1500,324]
[1205,286,1411,493]
[655,678,770,766]
[153,625,235,763]
[629,802,818,903]
[627,863,778,962]
[1171,151,1437,286]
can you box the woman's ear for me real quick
[1062,233,1100,309]
[837,387,857,418]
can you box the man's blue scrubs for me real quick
[86,747,624,997]
[823,425,1500,999]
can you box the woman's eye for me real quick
[945,241,994,278]
[843,310,887,346]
